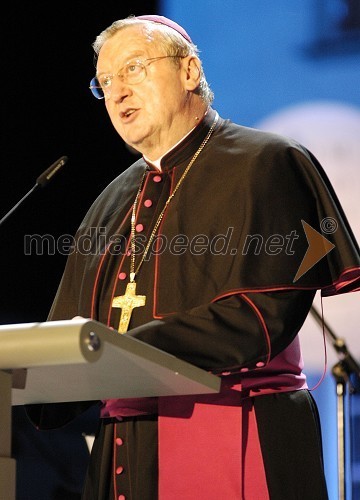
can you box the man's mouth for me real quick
[121,109,137,118]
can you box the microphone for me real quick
[0,155,68,227]
[35,155,68,187]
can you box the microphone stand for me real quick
[0,156,68,227]
[310,304,360,500]
[0,185,38,227]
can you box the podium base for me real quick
[0,457,16,500]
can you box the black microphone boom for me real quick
[0,155,68,227]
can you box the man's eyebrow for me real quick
[96,52,147,76]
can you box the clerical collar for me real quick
[143,108,217,172]
[143,125,197,171]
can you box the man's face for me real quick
[96,25,191,158]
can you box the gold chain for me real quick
[129,112,219,282]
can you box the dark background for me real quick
[2,2,157,498]
[1,1,158,324]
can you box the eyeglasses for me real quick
[89,56,182,100]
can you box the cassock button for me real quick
[221,371,231,376]
[118,272,127,280]
[240,367,249,373]
[144,199,153,208]
[135,223,144,232]
[153,175,162,183]
[256,361,265,368]
[116,466,124,475]
[115,438,123,446]
[118,495,126,500]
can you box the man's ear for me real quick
[182,56,201,91]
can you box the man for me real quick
[27,14,360,499]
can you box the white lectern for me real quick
[0,319,220,500]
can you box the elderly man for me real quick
[27,14,360,500]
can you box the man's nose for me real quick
[108,75,131,102]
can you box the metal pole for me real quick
[336,379,346,500]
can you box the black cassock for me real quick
[27,108,360,499]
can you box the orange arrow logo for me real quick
[293,220,335,282]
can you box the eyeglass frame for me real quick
[89,55,183,100]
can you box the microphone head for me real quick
[36,155,69,187]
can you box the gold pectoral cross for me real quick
[112,281,146,333]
